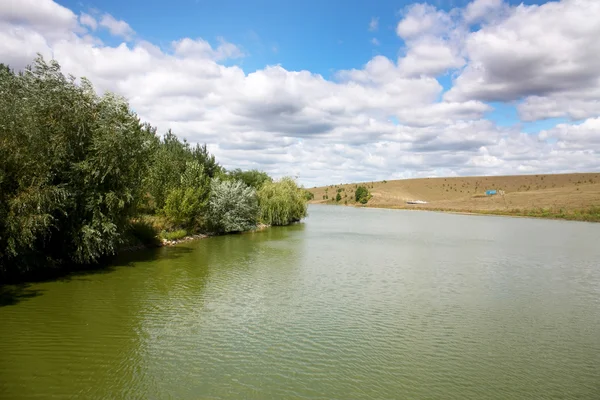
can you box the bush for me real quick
[207,179,259,233]
[336,193,342,202]
[160,229,188,241]
[355,186,371,204]
[258,177,308,226]
[226,169,272,189]
[162,161,210,228]
[303,190,315,201]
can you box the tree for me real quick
[355,186,371,204]
[207,179,258,233]
[162,161,210,228]
[192,143,222,178]
[335,193,342,202]
[226,168,272,189]
[258,178,308,226]
[0,56,156,277]
[145,132,220,211]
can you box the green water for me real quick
[1,205,600,399]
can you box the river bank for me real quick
[344,204,600,222]
[308,173,600,223]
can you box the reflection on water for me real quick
[1,206,599,399]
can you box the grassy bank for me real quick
[308,173,600,222]
[353,204,600,222]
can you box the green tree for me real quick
[226,168,272,189]
[0,56,156,277]
[258,178,308,226]
[145,132,220,211]
[355,186,371,204]
[207,179,258,233]
[336,193,342,202]
[162,161,210,228]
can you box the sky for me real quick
[1,0,599,186]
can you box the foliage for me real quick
[355,186,371,204]
[162,161,210,228]
[336,193,342,202]
[258,178,308,226]
[0,57,155,277]
[160,229,188,241]
[0,56,303,281]
[226,168,272,189]
[207,179,259,233]
[145,133,220,211]
[303,190,315,201]
[125,220,161,247]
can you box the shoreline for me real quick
[309,202,600,223]
[159,223,271,247]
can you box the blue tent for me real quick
[485,190,497,196]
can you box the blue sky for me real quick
[3,0,599,184]
[58,0,557,132]
[59,0,545,75]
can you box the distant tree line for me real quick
[0,57,308,281]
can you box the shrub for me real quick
[336,193,342,202]
[163,161,210,228]
[160,229,188,241]
[303,190,315,201]
[355,185,371,204]
[207,179,259,233]
[258,177,308,226]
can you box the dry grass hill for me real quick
[308,173,600,221]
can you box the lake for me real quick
[1,205,599,399]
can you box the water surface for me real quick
[1,205,600,399]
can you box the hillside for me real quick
[308,173,600,221]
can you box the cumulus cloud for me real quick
[173,37,245,60]
[446,0,600,112]
[79,13,97,31]
[463,0,505,24]
[99,13,135,40]
[397,37,464,77]
[0,0,77,33]
[0,0,599,185]
[396,3,451,40]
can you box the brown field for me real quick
[308,173,600,221]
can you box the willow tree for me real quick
[207,179,259,233]
[162,160,211,228]
[258,177,308,226]
[0,57,156,278]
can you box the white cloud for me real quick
[539,118,600,149]
[398,37,464,77]
[463,0,505,24]
[396,3,451,39]
[79,13,97,31]
[0,0,599,186]
[369,17,378,32]
[446,0,600,111]
[99,13,135,40]
[371,38,380,46]
[0,0,77,32]
[173,37,245,60]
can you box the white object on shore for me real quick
[406,200,428,204]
